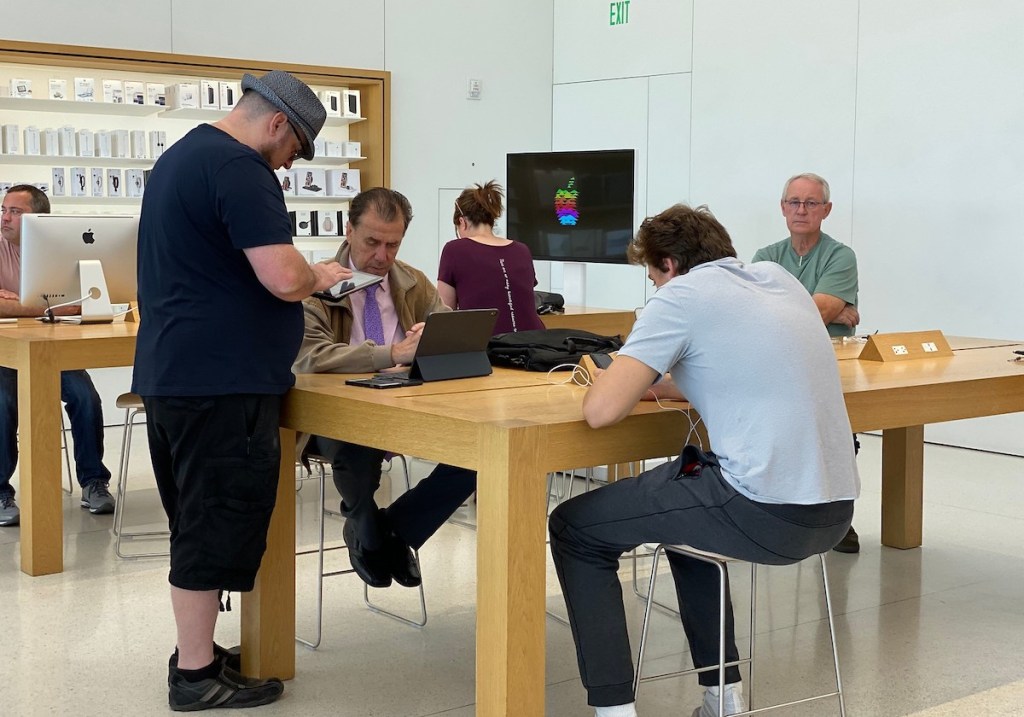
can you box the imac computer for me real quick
[19,214,139,323]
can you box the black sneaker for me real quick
[169,644,243,676]
[833,525,860,554]
[168,663,283,711]
[81,481,115,514]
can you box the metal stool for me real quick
[112,393,169,559]
[296,453,427,649]
[634,545,845,716]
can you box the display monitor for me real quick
[506,149,635,264]
[19,213,139,323]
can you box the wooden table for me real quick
[0,320,138,576]
[242,341,1024,717]
[540,305,636,338]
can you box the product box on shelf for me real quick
[74,77,95,102]
[94,130,112,158]
[342,141,361,157]
[275,170,296,195]
[148,130,167,159]
[48,79,68,100]
[91,168,104,197]
[41,128,59,156]
[102,79,124,104]
[319,90,341,117]
[200,80,219,109]
[313,139,327,158]
[130,130,146,159]
[342,89,360,118]
[316,209,341,237]
[107,169,123,197]
[291,210,314,237]
[297,168,327,197]
[219,81,239,110]
[146,82,166,106]
[10,78,32,98]
[125,168,145,198]
[23,127,40,156]
[125,81,145,105]
[58,126,76,156]
[0,183,11,194]
[70,167,87,196]
[167,83,200,109]
[326,169,360,198]
[1,125,19,155]
[51,168,66,197]
[111,129,130,158]
[324,141,343,158]
[76,129,95,157]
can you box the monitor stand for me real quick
[76,259,114,324]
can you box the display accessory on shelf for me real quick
[240,70,326,161]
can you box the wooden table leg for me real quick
[18,344,64,576]
[881,425,924,549]
[241,428,297,680]
[475,422,547,717]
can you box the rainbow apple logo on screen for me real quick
[554,177,580,226]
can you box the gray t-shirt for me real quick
[619,257,860,504]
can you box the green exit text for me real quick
[610,0,630,26]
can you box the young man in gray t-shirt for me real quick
[549,204,859,717]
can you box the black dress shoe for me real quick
[387,534,422,588]
[343,517,392,588]
[833,525,860,554]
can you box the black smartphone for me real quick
[345,376,423,389]
[590,353,614,370]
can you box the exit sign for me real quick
[610,0,630,26]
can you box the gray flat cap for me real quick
[241,70,326,161]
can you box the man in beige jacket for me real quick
[294,187,476,589]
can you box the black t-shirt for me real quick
[132,124,302,396]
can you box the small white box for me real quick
[71,167,88,196]
[342,89,360,118]
[124,81,145,105]
[219,81,239,110]
[167,83,199,109]
[23,127,41,155]
[297,168,327,196]
[342,141,361,157]
[146,82,166,106]
[51,168,66,197]
[319,90,342,117]
[324,141,343,158]
[125,168,145,198]
[107,169,123,197]
[74,77,95,102]
[111,129,130,158]
[9,78,32,98]
[76,129,95,157]
[130,130,147,159]
[326,169,360,198]
[293,210,313,237]
[275,170,296,195]
[0,183,11,194]
[48,79,68,101]
[316,210,340,237]
[312,139,327,158]
[1,125,19,155]
[58,126,76,156]
[200,80,219,109]
[102,79,124,104]
[90,168,105,197]
[42,128,59,155]
[148,130,167,159]
[94,130,112,158]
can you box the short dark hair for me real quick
[5,184,50,214]
[349,187,414,232]
[628,204,735,274]
[454,180,503,227]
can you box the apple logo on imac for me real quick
[554,177,580,226]
[82,229,95,244]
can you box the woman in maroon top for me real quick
[438,181,545,334]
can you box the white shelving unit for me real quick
[0,96,160,117]
[0,155,152,168]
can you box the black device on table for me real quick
[345,375,423,389]
[589,352,614,370]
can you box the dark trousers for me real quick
[0,367,110,499]
[549,446,853,707]
[306,435,476,550]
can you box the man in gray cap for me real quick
[133,69,351,711]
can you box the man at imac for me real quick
[0,184,114,526]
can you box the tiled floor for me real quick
[2,432,1023,716]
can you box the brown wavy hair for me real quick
[453,180,503,228]
[627,204,735,274]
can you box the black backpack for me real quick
[487,328,623,372]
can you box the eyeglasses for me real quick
[783,200,824,211]
[287,122,304,162]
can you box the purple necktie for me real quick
[363,283,386,345]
